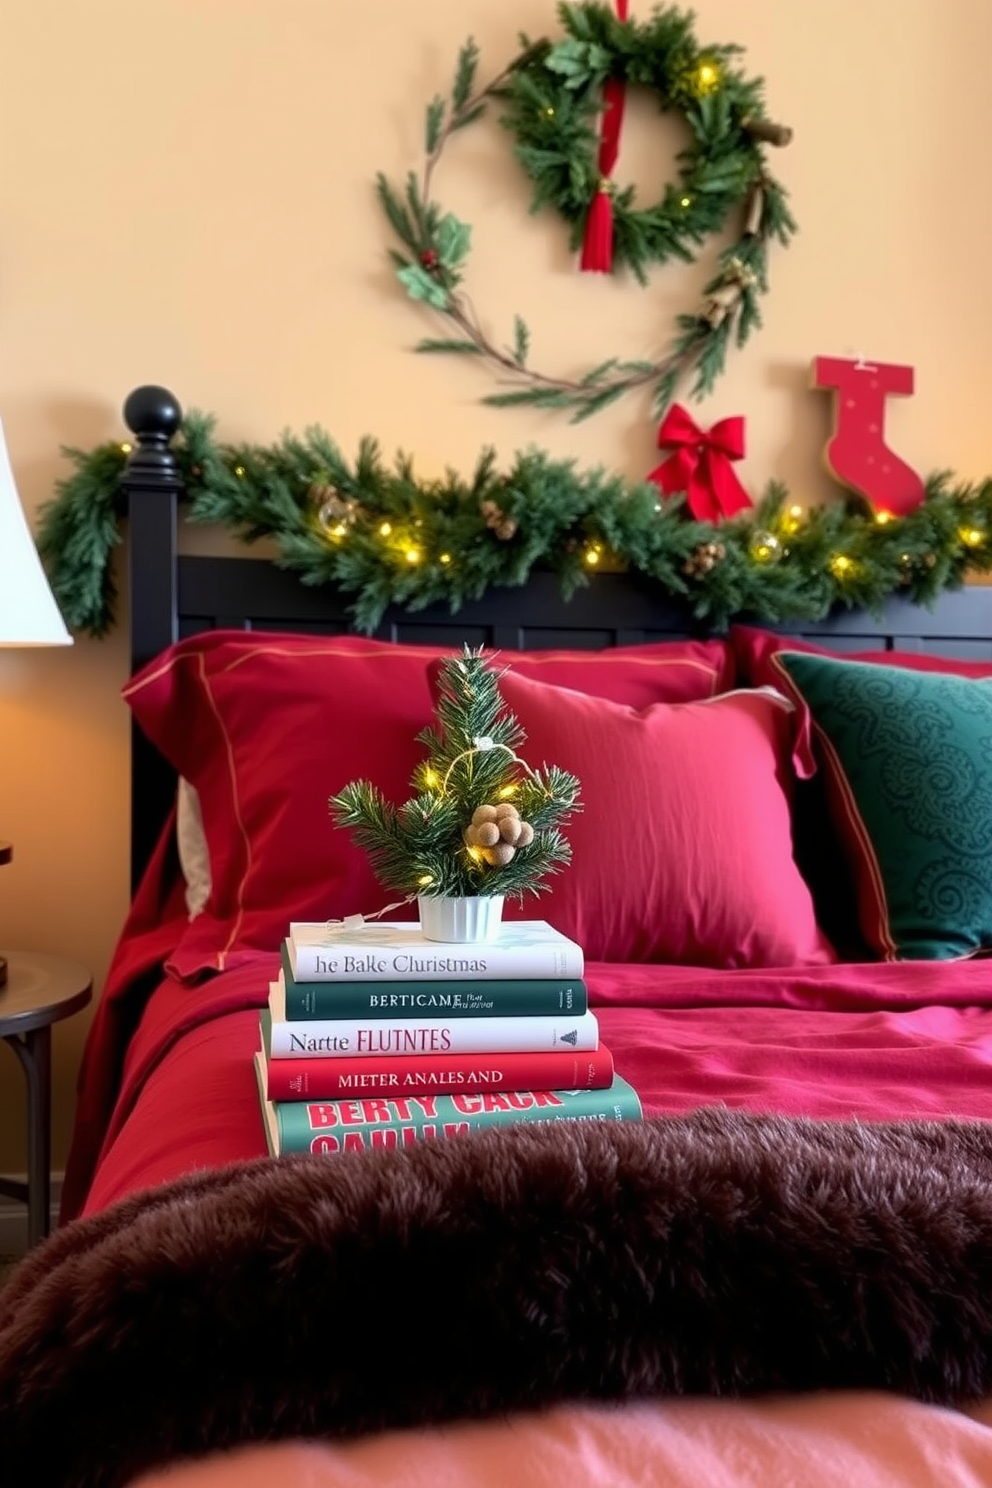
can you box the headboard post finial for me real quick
[122,385,184,485]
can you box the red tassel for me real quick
[579,0,628,275]
[580,188,615,274]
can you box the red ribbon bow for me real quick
[646,404,753,522]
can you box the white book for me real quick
[286,918,584,982]
[267,976,599,1059]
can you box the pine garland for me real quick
[35,413,992,641]
[377,1,796,422]
[330,648,581,901]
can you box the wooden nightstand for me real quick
[0,951,92,1247]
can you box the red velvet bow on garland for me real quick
[579,0,629,273]
[646,404,753,522]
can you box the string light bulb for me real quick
[405,547,421,564]
[693,59,721,94]
[959,526,985,548]
[874,511,894,526]
[584,544,602,566]
[234,465,246,478]
[829,553,853,577]
[439,552,452,565]
[378,521,392,536]
[120,442,133,454]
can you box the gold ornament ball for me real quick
[749,530,782,563]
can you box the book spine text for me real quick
[270,1078,642,1155]
[264,1044,615,1100]
[267,1010,600,1060]
[289,941,583,983]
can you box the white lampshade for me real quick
[0,420,72,646]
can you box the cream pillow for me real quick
[176,777,212,918]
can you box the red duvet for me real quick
[66,918,992,1221]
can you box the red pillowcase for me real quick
[125,631,736,979]
[508,638,735,705]
[730,626,992,775]
[493,668,835,969]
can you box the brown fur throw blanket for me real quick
[3,1107,992,1488]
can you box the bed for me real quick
[2,384,992,1487]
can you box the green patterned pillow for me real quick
[773,651,992,961]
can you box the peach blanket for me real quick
[135,1394,992,1488]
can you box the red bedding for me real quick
[71,942,992,1220]
[31,906,992,1488]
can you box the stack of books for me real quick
[254,917,642,1156]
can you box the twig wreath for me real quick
[377,1,797,422]
[36,412,992,640]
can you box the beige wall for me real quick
[0,0,990,1176]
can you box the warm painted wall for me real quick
[0,0,990,1178]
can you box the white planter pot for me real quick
[418,894,505,944]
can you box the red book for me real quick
[258,1029,615,1101]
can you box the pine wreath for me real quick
[378,1,797,422]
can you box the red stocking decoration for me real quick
[647,404,753,522]
[580,0,629,273]
[813,356,925,517]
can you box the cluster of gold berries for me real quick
[463,802,534,866]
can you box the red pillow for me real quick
[125,631,736,979]
[730,626,992,776]
[508,638,734,705]
[493,668,836,968]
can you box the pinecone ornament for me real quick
[480,499,518,541]
[683,540,726,576]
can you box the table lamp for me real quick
[0,420,73,985]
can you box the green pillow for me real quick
[774,652,992,961]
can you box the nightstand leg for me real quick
[7,1027,52,1247]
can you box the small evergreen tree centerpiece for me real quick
[329,648,581,941]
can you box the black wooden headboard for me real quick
[119,385,992,893]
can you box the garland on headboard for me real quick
[36,412,992,639]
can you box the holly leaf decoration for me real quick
[435,213,472,267]
[397,264,450,308]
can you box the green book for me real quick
[278,942,587,1019]
[254,1055,642,1157]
